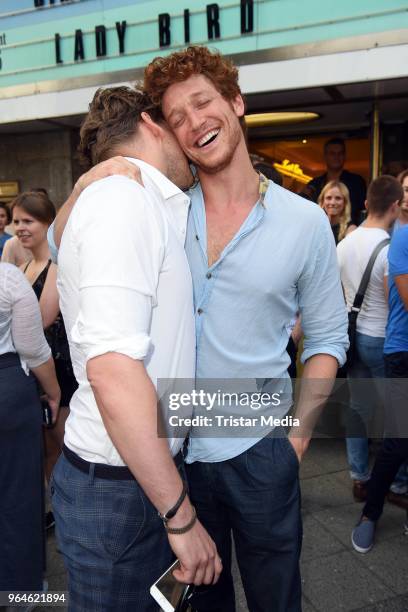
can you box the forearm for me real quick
[289,353,338,453]
[31,356,60,400]
[54,185,81,248]
[87,353,191,520]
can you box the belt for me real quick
[63,443,184,480]
[0,352,20,369]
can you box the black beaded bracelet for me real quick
[165,507,197,535]
[158,480,188,524]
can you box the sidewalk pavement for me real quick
[37,439,408,612]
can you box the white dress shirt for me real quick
[57,159,195,464]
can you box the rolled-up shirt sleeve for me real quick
[298,213,349,366]
[8,266,51,368]
[69,177,165,363]
[71,286,152,362]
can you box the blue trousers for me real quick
[346,333,408,487]
[51,454,173,612]
[186,434,302,612]
[346,332,385,482]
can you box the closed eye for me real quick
[172,116,185,129]
[196,99,210,109]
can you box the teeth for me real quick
[197,129,219,147]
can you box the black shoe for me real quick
[45,510,55,531]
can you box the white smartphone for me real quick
[150,560,189,612]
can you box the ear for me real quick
[231,94,245,118]
[364,199,368,210]
[140,111,165,139]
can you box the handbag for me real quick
[346,237,390,367]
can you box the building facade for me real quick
[0,0,407,204]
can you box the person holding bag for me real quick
[337,176,401,502]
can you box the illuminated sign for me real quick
[53,1,254,64]
[1,0,406,92]
[273,160,312,184]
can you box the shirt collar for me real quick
[188,171,269,208]
[125,157,188,202]
[125,157,190,241]
[258,173,269,208]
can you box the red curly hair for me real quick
[143,46,242,107]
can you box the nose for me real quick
[187,108,206,132]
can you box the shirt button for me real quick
[197,308,203,315]
[195,234,199,241]
[206,272,212,279]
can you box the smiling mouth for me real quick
[196,129,220,148]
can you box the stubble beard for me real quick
[193,124,242,176]
[167,153,194,191]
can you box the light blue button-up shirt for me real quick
[48,177,348,464]
[185,180,348,463]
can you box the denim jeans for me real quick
[363,351,408,521]
[346,332,385,482]
[186,433,302,612]
[51,454,173,612]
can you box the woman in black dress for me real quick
[12,191,78,494]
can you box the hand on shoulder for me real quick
[75,157,144,196]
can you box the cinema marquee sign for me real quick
[54,1,254,64]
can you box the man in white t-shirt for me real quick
[337,176,401,502]
[51,87,221,611]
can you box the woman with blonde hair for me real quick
[318,180,357,244]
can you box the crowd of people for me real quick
[0,45,407,612]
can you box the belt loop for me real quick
[88,462,95,484]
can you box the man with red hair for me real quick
[141,47,348,611]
